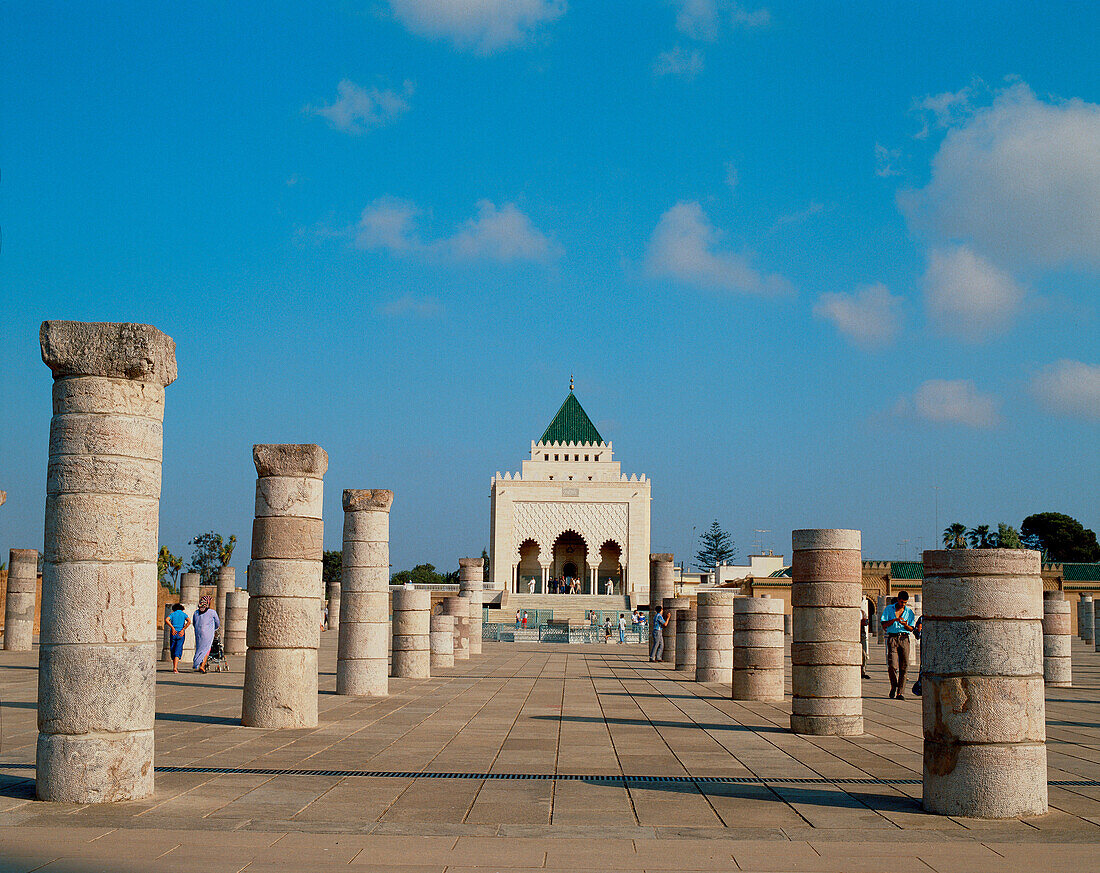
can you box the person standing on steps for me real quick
[650,606,668,661]
[618,612,627,644]
[880,590,916,699]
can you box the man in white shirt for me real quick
[618,613,627,643]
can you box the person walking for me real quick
[618,612,627,644]
[191,595,221,674]
[516,609,521,628]
[880,590,916,698]
[650,606,668,661]
[164,604,191,674]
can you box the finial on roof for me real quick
[570,373,574,392]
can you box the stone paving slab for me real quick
[3,635,1100,870]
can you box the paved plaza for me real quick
[3,635,1100,872]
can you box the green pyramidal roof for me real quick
[539,392,604,445]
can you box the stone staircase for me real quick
[493,594,632,624]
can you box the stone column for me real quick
[4,549,37,651]
[1082,594,1095,645]
[459,558,484,656]
[337,489,392,697]
[790,529,863,737]
[160,604,172,662]
[37,320,175,803]
[921,549,1047,818]
[695,589,735,683]
[675,603,697,671]
[224,589,249,656]
[662,596,688,665]
[430,613,454,669]
[876,595,886,643]
[215,566,235,625]
[1042,592,1071,687]
[649,553,674,650]
[443,596,471,660]
[391,588,430,678]
[783,612,792,637]
[733,597,785,701]
[326,574,341,636]
[179,571,200,666]
[241,444,326,728]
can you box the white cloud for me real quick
[387,0,565,54]
[922,246,1026,340]
[674,0,768,40]
[724,162,739,192]
[380,294,444,318]
[645,201,791,294]
[912,84,977,138]
[1031,360,1100,420]
[895,379,1003,428]
[813,283,903,348]
[774,201,824,228]
[353,198,558,263]
[874,143,901,177]
[900,82,1100,268]
[654,46,704,78]
[306,79,413,134]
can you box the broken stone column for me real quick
[337,489,392,697]
[459,558,483,656]
[783,612,792,637]
[179,571,200,665]
[1082,594,1095,645]
[649,553,675,653]
[662,596,689,665]
[430,613,454,669]
[921,549,1047,818]
[160,604,172,662]
[391,588,430,678]
[733,596,785,701]
[4,549,38,651]
[443,596,471,660]
[876,595,886,644]
[215,567,235,626]
[790,529,863,737]
[224,589,248,656]
[326,575,341,636]
[241,444,326,728]
[695,589,735,683]
[675,602,697,671]
[1042,592,1071,687]
[37,320,176,803]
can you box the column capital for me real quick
[253,444,328,478]
[342,489,393,512]
[40,321,177,386]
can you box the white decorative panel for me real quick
[513,501,628,558]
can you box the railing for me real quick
[388,584,460,592]
[483,623,646,645]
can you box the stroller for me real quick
[206,634,229,673]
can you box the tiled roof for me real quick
[539,392,603,445]
[890,561,925,580]
[1062,563,1100,581]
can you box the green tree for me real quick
[1021,512,1100,563]
[995,523,1023,549]
[942,523,967,549]
[187,532,235,586]
[391,563,450,587]
[322,550,342,595]
[158,546,183,592]
[694,520,737,570]
[966,525,995,549]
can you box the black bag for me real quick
[912,676,922,696]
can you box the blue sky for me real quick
[2,1,1098,572]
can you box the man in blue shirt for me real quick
[164,603,191,674]
[650,606,668,662]
[880,590,917,699]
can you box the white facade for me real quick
[488,401,651,598]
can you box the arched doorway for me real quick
[517,539,542,593]
[552,530,589,593]
[598,540,623,595]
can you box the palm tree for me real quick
[943,523,967,549]
[967,525,994,549]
